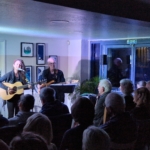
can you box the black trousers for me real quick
[6,94,21,118]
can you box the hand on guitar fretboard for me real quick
[37,79,54,94]
[8,87,17,95]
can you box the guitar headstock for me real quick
[38,79,47,85]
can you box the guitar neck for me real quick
[17,84,29,90]
[17,82,39,90]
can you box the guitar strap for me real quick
[54,69,58,80]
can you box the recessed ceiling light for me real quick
[74,31,83,33]
[50,20,69,23]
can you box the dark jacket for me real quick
[60,124,90,150]
[8,111,35,125]
[107,64,124,87]
[0,115,8,127]
[130,106,150,120]
[42,68,65,83]
[0,70,27,90]
[93,92,110,126]
[40,100,69,117]
[124,95,135,112]
[100,112,137,143]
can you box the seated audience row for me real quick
[1,78,150,150]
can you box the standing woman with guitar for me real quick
[0,59,29,118]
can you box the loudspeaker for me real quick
[103,55,107,65]
[126,55,130,64]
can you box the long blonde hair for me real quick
[23,113,53,145]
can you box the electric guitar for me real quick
[38,80,55,94]
[0,80,46,100]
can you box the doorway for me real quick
[107,47,132,87]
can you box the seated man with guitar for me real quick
[0,59,30,118]
[38,57,65,102]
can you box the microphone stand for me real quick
[30,82,37,96]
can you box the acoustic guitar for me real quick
[0,80,46,101]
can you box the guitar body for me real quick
[0,82,24,100]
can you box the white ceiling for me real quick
[1,0,150,40]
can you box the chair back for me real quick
[0,122,26,145]
[0,126,18,145]
[48,113,72,148]
[135,119,150,149]
[110,141,135,150]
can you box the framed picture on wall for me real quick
[36,66,45,81]
[49,55,58,68]
[36,43,46,65]
[25,66,32,83]
[21,42,34,57]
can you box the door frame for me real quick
[100,44,134,84]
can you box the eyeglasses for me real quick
[48,63,55,65]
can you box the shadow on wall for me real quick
[71,59,90,83]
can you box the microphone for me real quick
[18,68,25,72]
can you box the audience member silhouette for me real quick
[107,58,124,87]
[100,93,137,144]
[60,97,94,150]
[82,126,110,150]
[23,113,57,150]
[10,132,48,150]
[9,94,35,125]
[93,79,112,126]
[120,79,135,111]
[130,87,150,120]
[39,87,69,117]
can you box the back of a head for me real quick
[99,79,112,93]
[134,87,150,107]
[146,81,150,91]
[10,132,48,150]
[137,80,146,89]
[39,87,55,103]
[105,93,125,113]
[82,126,110,150]
[23,113,53,144]
[71,97,94,125]
[19,94,35,111]
[114,58,122,66]
[120,79,133,95]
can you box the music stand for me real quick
[50,83,76,102]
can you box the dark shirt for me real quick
[0,115,8,127]
[60,124,90,150]
[40,100,69,117]
[42,68,65,83]
[9,111,35,125]
[100,112,137,143]
[124,95,135,112]
[130,106,150,120]
[93,92,110,126]
[107,64,124,87]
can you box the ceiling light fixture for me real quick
[50,20,69,23]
